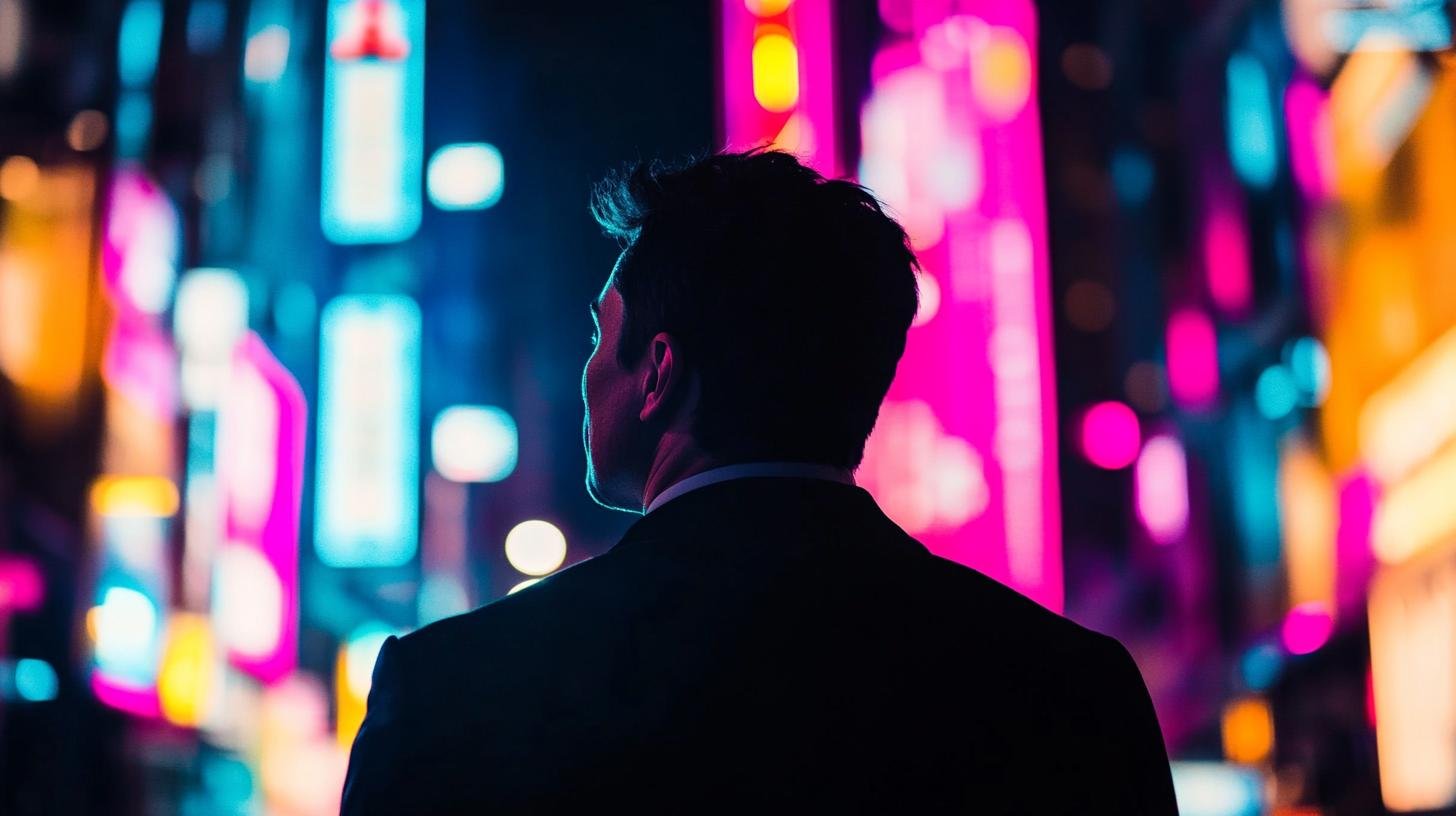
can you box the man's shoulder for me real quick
[899,544,1125,661]
[393,550,624,663]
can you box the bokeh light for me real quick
[13,658,58,702]
[1080,401,1141,470]
[504,520,567,577]
[752,29,800,112]
[1254,365,1299,421]
[427,143,505,211]
[431,405,518,483]
[1136,434,1189,544]
[1166,307,1220,409]
[1221,697,1274,765]
[1282,601,1334,655]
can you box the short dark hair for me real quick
[590,149,918,469]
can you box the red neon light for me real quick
[331,0,409,62]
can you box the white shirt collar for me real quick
[644,462,855,515]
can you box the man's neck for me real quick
[639,430,722,514]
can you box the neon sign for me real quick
[320,0,424,244]
[315,295,421,567]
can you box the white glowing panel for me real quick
[315,295,421,567]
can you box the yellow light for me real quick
[158,612,214,728]
[752,28,799,113]
[744,0,792,16]
[1370,555,1456,811]
[503,520,567,576]
[90,475,180,517]
[1372,439,1456,565]
[1221,697,1274,765]
[1359,325,1456,485]
[1278,435,1336,609]
[0,155,38,201]
[508,578,541,595]
[335,646,366,748]
[971,27,1032,122]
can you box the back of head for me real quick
[591,149,919,469]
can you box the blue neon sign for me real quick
[320,0,425,244]
[315,294,422,567]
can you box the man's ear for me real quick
[640,332,684,423]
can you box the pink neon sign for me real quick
[719,0,838,176]
[853,1,1062,611]
[216,333,306,683]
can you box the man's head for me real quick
[581,149,919,511]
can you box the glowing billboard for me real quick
[851,1,1062,610]
[215,333,306,683]
[320,0,424,244]
[719,0,838,175]
[315,294,421,568]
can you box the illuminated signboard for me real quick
[719,0,838,175]
[1369,547,1456,812]
[214,333,306,683]
[851,1,1062,610]
[88,475,179,717]
[320,0,424,244]
[0,161,98,432]
[315,294,421,567]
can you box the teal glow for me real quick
[14,658,58,702]
[186,0,227,53]
[1225,52,1278,190]
[114,90,152,159]
[1325,4,1451,53]
[1230,400,1282,567]
[1240,642,1282,691]
[1254,365,1298,421]
[1111,148,1154,206]
[320,0,425,244]
[1285,336,1331,406]
[315,295,421,568]
[117,0,164,88]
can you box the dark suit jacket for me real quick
[341,477,1178,814]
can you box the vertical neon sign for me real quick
[854,2,1062,610]
[321,0,424,244]
[315,295,422,567]
[214,333,306,683]
[719,0,838,176]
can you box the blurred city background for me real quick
[0,0,1451,813]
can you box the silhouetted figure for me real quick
[341,150,1178,814]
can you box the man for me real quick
[342,150,1178,813]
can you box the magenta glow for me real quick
[1282,601,1334,655]
[1167,307,1220,409]
[1081,401,1141,470]
[216,333,306,684]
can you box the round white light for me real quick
[427,143,504,210]
[431,405,518,483]
[503,520,566,576]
